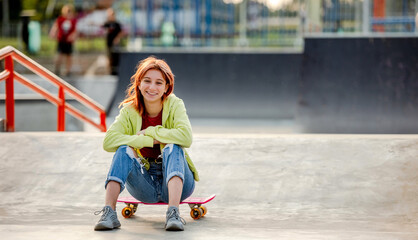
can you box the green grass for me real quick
[0,35,107,57]
[0,38,20,50]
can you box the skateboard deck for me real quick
[117,194,216,220]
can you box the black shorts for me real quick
[57,41,73,54]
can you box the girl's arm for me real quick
[144,100,192,148]
[49,22,58,39]
[103,107,154,152]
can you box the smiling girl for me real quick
[94,56,198,231]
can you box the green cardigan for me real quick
[103,94,199,181]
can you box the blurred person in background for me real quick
[102,8,125,75]
[49,4,78,77]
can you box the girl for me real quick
[94,56,198,231]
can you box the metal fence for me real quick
[115,0,417,48]
[311,0,417,34]
[2,0,417,49]
[116,0,303,48]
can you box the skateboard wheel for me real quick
[199,205,207,216]
[122,207,133,218]
[190,207,203,220]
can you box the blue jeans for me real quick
[105,144,195,203]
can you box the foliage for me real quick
[0,35,106,57]
[22,0,49,21]
[21,0,78,21]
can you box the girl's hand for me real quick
[137,129,161,144]
[68,32,77,42]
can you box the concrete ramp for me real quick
[0,132,417,239]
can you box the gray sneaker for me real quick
[165,206,186,231]
[94,206,121,231]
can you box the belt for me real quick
[147,157,162,164]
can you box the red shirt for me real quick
[140,111,162,159]
[56,16,77,42]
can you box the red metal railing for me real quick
[0,46,106,132]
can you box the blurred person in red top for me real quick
[49,4,77,77]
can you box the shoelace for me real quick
[167,208,186,225]
[94,207,110,221]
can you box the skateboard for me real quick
[117,194,216,220]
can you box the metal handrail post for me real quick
[100,112,107,132]
[5,56,15,132]
[57,86,65,131]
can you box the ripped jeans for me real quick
[105,144,195,203]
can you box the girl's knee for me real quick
[171,144,181,150]
[112,146,137,167]
[115,145,137,159]
[163,144,183,155]
[115,145,128,154]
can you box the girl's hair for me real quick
[120,56,175,116]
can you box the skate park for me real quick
[1,36,418,239]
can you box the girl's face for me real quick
[138,69,168,104]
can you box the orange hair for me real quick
[120,56,175,116]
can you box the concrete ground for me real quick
[0,132,417,239]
